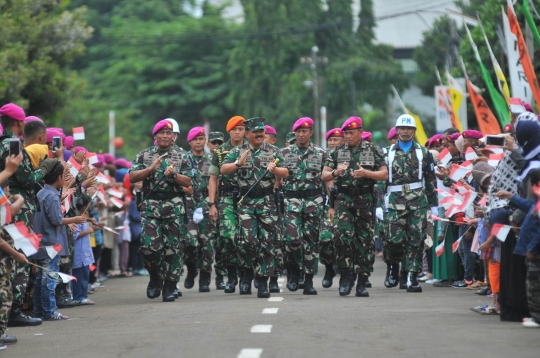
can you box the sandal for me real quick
[43,311,68,321]
[418,274,432,282]
[433,280,453,287]
[470,305,488,313]
[79,298,95,305]
[480,306,499,315]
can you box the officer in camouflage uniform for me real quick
[180,127,216,293]
[0,104,57,327]
[209,116,246,293]
[129,119,191,302]
[285,132,296,147]
[221,117,287,298]
[322,116,388,297]
[383,114,437,293]
[281,117,326,295]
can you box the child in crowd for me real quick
[496,168,540,328]
[72,194,97,305]
[31,162,86,321]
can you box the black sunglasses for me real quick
[210,140,223,145]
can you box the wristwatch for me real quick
[208,202,215,207]
[331,169,336,177]
[234,159,240,167]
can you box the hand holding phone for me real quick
[52,136,62,153]
[9,138,20,157]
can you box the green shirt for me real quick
[281,142,327,192]
[179,150,212,208]
[209,139,246,187]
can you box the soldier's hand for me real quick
[209,205,218,221]
[183,186,193,196]
[149,155,167,172]
[328,208,335,222]
[267,161,277,173]
[13,251,28,264]
[164,163,176,177]
[5,153,23,175]
[352,163,368,179]
[238,150,250,166]
[335,162,348,176]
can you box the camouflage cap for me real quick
[286,131,296,144]
[245,117,265,131]
[208,131,224,142]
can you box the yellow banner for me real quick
[407,109,428,146]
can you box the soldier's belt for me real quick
[336,186,365,196]
[239,186,273,199]
[386,181,423,193]
[284,189,321,199]
[219,184,237,197]
[146,191,185,200]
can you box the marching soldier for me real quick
[281,117,327,295]
[322,117,388,297]
[207,132,224,154]
[129,119,191,302]
[208,116,247,293]
[180,127,216,292]
[221,118,287,298]
[382,114,437,293]
[319,128,344,288]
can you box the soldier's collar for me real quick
[3,130,15,138]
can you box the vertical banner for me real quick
[466,78,502,135]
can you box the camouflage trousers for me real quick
[212,222,227,277]
[12,207,34,306]
[273,221,285,275]
[184,213,216,274]
[217,197,239,268]
[319,208,335,266]
[334,197,375,275]
[140,215,185,281]
[527,257,540,323]
[283,197,322,275]
[0,250,15,340]
[237,198,277,277]
[385,207,427,272]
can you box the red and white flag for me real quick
[452,236,462,254]
[5,222,41,256]
[457,191,476,212]
[108,188,123,198]
[63,195,72,213]
[89,264,96,272]
[115,226,127,230]
[85,152,98,165]
[465,147,478,161]
[445,204,459,218]
[436,240,445,257]
[484,145,504,155]
[68,157,82,176]
[488,153,504,167]
[0,188,9,206]
[437,148,452,166]
[110,197,124,209]
[491,223,512,242]
[57,272,77,283]
[97,186,106,203]
[441,196,455,210]
[0,203,11,226]
[96,172,110,184]
[103,226,120,235]
[91,185,102,201]
[72,127,85,140]
[449,164,472,182]
[45,244,62,259]
[431,214,449,222]
[478,194,487,207]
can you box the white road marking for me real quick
[262,308,279,314]
[238,348,263,358]
[251,325,272,333]
[268,297,284,302]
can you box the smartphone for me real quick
[486,135,506,146]
[52,136,62,153]
[9,138,20,157]
[104,169,110,177]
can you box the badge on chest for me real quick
[359,151,375,167]
[337,150,351,163]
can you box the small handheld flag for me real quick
[72,127,85,140]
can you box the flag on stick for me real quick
[436,240,445,257]
[72,127,85,140]
[491,223,512,242]
[5,222,41,256]
[45,244,62,259]
[68,157,82,177]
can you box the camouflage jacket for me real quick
[281,142,326,192]
[385,142,438,211]
[0,129,45,210]
[325,140,386,200]
[375,145,391,208]
[179,150,212,209]
[223,141,284,191]
[209,139,246,188]
[130,145,186,219]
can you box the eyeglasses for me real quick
[210,140,223,145]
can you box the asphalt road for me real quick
[7,259,540,358]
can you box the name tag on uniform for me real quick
[259,153,274,167]
[306,154,322,170]
[337,150,351,163]
[201,161,211,176]
[284,153,298,168]
[360,151,375,167]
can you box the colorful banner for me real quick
[436,68,463,131]
[446,70,465,130]
[466,78,502,135]
[522,0,540,48]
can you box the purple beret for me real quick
[292,117,314,131]
[427,134,443,148]
[326,128,343,141]
[0,124,3,136]
[103,153,114,164]
[187,126,205,142]
[462,130,483,139]
[63,149,72,162]
[64,136,74,149]
[341,116,362,131]
[503,123,514,133]
[264,125,277,135]
[152,119,173,136]
[446,132,461,143]
[25,116,43,124]
[523,102,534,113]
[387,127,397,139]
[73,146,88,154]
[0,103,25,121]
[361,131,372,141]
[49,127,64,134]
[94,154,105,167]
[115,158,131,169]
[46,128,62,143]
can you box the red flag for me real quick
[45,244,63,259]
[97,186,107,203]
[96,172,111,184]
[110,197,124,209]
[57,272,78,283]
[89,264,96,272]
[85,152,98,165]
[68,157,82,176]
[452,236,462,254]
[478,194,487,207]
[64,195,72,213]
[72,126,85,140]
[436,240,445,257]
[437,148,452,166]
[5,222,41,256]
[491,223,512,242]
[108,188,123,198]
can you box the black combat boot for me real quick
[269,276,280,293]
[253,276,260,289]
[173,283,182,298]
[286,266,292,285]
[146,270,162,299]
[215,274,225,290]
[184,262,198,289]
[399,271,408,289]
[224,266,238,293]
[303,274,317,295]
[8,304,42,327]
[56,283,80,308]
[407,272,423,293]
[199,271,211,292]
[365,276,372,288]
[355,275,369,297]
[384,263,393,288]
[162,281,176,302]
[322,264,336,288]
[257,276,270,298]
[298,271,305,289]
[286,265,300,292]
[239,269,253,295]
[338,271,353,296]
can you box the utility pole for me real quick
[109,110,115,156]
[300,46,328,146]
